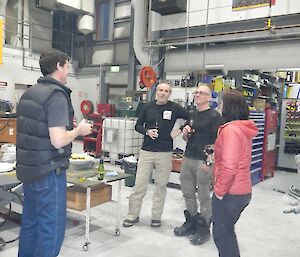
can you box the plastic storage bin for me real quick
[123,161,137,187]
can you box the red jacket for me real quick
[213,120,258,197]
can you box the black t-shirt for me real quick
[45,91,69,128]
[185,108,223,160]
[135,101,189,152]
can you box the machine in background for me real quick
[80,100,115,157]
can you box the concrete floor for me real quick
[1,167,300,257]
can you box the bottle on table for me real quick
[97,158,105,180]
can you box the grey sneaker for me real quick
[123,217,139,227]
[151,219,161,228]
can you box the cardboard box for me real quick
[0,118,17,144]
[67,184,112,211]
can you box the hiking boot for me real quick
[174,210,195,237]
[151,219,161,228]
[189,214,211,245]
[123,217,139,227]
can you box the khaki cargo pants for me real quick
[126,150,172,221]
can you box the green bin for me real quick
[123,161,137,187]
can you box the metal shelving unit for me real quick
[250,111,266,185]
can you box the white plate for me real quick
[0,162,15,173]
[69,154,94,170]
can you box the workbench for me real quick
[66,169,131,251]
[0,169,130,252]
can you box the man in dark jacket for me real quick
[174,83,223,245]
[16,48,91,257]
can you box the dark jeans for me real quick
[18,170,67,257]
[212,193,251,257]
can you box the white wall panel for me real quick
[105,70,128,85]
[114,23,130,38]
[115,2,131,19]
[115,42,129,63]
[92,45,114,64]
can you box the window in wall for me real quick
[95,0,110,41]
[52,10,77,57]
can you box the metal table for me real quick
[0,171,22,208]
[66,169,130,251]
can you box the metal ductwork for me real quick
[151,0,187,15]
[132,0,150,66]
[164,38,300,72]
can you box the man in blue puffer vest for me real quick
[16,48,92,257]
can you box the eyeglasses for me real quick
[193,91,210,96]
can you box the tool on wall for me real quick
[139,66,157,89]
[80,100,94,116]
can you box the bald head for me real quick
[156,81,172,105]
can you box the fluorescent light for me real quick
[110,66,120,72]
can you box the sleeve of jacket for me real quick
[214,126,242,197]
[135,103,148,135]
[175,103,190,121]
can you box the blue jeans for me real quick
[18,170,67,257]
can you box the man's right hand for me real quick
[182,125,192,135]
[77,119,92,136]
[146,129,159,140]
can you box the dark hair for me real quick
[222,90,249,122]
[39,49,70,76]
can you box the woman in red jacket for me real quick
[212,90,258,257]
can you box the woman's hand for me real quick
[215,194,223,200]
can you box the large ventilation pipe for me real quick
[131,0,150,66]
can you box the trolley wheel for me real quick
[115,228,120,236]
[83,242,89,251]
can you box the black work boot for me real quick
[189,214,210,245]
[174,210,195,237]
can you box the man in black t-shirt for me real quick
[123,80,189,228]
[174,84,223,245]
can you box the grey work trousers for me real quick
[179,156,212,223]
[126,150,172,221]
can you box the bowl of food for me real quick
[69,153,94,170]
